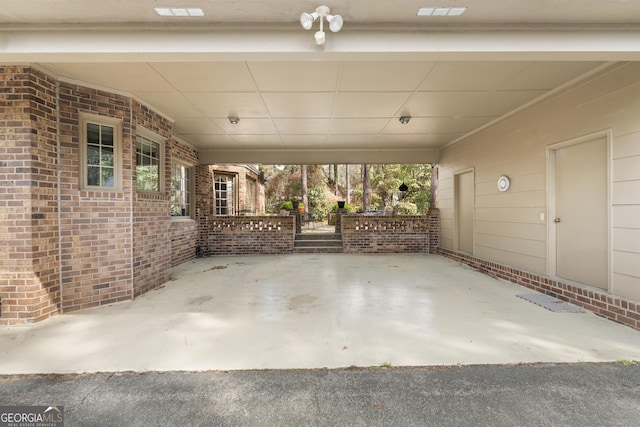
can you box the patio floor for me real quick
[1,254,640,374]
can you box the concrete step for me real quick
[295,233,342,241]
[294,232,343,253]
[294,239,343,248]
[293,246,343,254]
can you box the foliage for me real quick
[331,203,355,212]
[369,164,432,214]
[265,163,432,216]
[279,201,304,210]
[395,201,418,215]
[307,186,329,220]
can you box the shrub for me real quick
[331,203,355,213]
[395,201,418,215]
[280,201,304,210]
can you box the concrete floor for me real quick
[1,254,640,374]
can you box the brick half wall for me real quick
[208,216,295,255]
[341,215,430,254]
[438,247,640,332]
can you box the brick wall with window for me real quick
[0,67,204,324]
[57,82,135,313]
[170,139,199,267]
[132,102,173,296]
[211,165,265,215]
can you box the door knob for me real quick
[554,218,561,223]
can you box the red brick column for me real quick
[0,67,60,324]
[427,208,440,254]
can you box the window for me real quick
[171,163,194,218]
[136,132,164,193]
[214,174,234,215]
[80,114,122,190]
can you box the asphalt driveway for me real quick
[1,363,639,426]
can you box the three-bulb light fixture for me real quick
[300,5,343,45]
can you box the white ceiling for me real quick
[1,0,638,163]
[2,0,640,25]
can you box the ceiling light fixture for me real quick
[228,116,240,125]
[154,7,205,17]
[300,5,343,46]
[399,116,411,124]
[417,7,467,17]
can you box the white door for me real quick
[555,137,608,289]
[456,170,474,254]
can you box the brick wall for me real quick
[208,216,295,255]
[427,209,440,254]
[171,220,199,266]
[132,102,173,296]
[169,139,199,267]
[211,165,264,214]
[1,67,206,324]
[57,82,134,312]
[196,164,214,256]
[341,215,430,254]
[0,67,60,324]
[438,248,640,332]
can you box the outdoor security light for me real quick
[300,5,343,45]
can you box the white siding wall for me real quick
[439,62,640,301]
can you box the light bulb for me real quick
[314,30,325,45]
[300,12,317,30]
[327,14,343,32]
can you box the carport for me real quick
[2,254,640,374]
[1,1,639,339]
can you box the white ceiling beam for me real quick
[2,26,640,62]
[198,148,440,165]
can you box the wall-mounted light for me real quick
[300,5,343,46]
[399,116,411,124]
[228,116,240,125]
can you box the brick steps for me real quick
[294,233,343,254]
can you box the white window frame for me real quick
[135,127,165,194]
[214,174,235,215]
[79,113,123,191]
[171,161,195,219]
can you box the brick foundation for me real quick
[438,248,640,331]
[341,215,430,254]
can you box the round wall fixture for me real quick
[497,175,510,192]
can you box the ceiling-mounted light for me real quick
[300,12,318,30]
[399,116,411,124]
[228,116,240,125]
[326,14,343,32]
[300,5,343,45]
